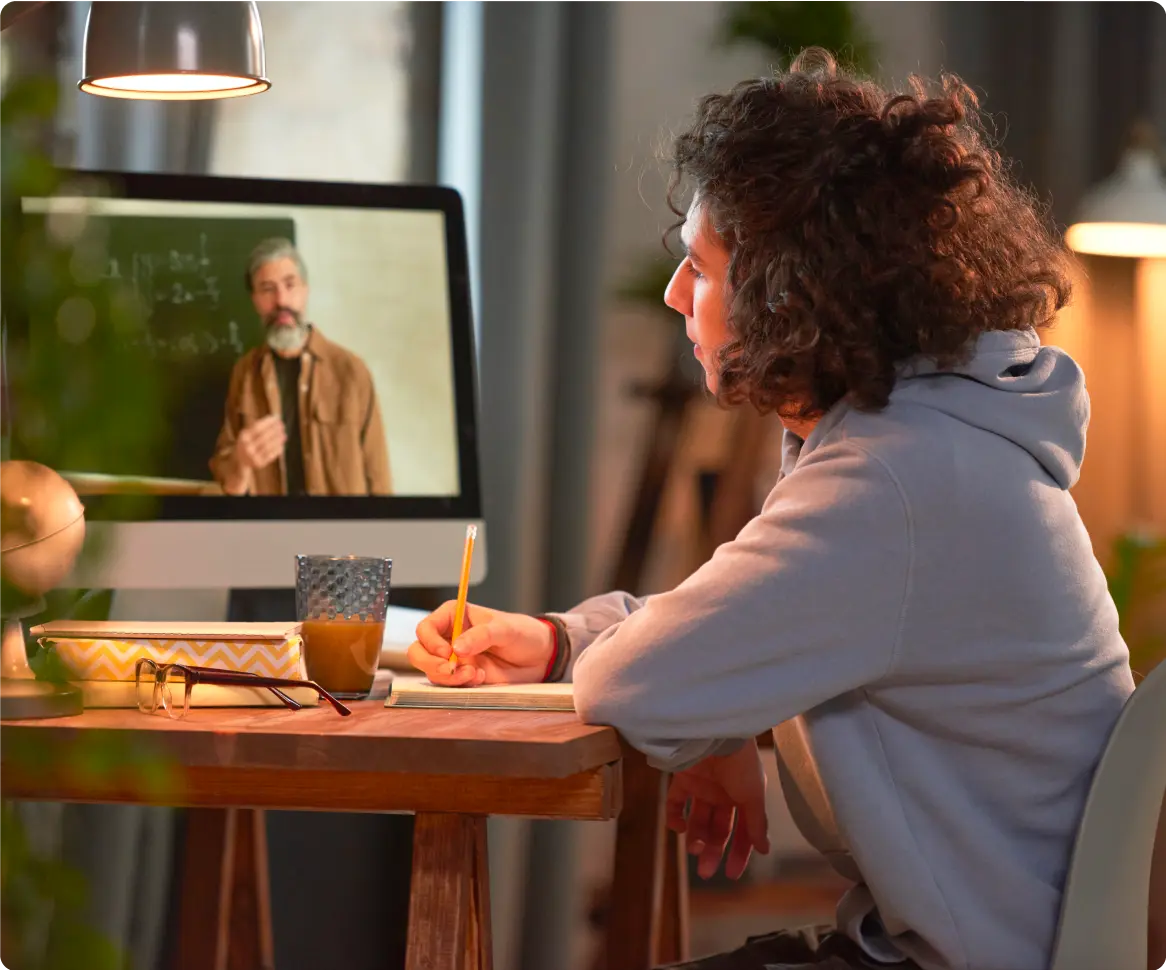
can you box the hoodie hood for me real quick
[783,329,1090,488]
[889,328,1089,488]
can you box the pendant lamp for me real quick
[0,0,268,99]
[1066,122,1166,259]
[79,1,270,101]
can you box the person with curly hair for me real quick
[407,50,1134,970]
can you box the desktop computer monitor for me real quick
[4,170,485,589]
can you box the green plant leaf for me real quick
[1,74,59,121]
[1105,531,1166,672]
[721,1,877,74]
[26,644,72,685]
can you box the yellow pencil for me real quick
[449,524,477,666]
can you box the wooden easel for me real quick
[608,340,776,594]
[593,338,777,967]
[607,359,702,593]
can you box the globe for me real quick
[0,460,86,718]
[1,460,87,599]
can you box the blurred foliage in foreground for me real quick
[2,74,169,536]
[2,56,174,970]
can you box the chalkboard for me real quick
[31,214,296,480]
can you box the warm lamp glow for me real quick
[79,73,269,100]
[1065,222,1166,259]
[1066,125,1166,260]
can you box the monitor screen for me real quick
[10,171,479,513]
[4,172,483,588]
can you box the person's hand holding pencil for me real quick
[407,526,557,686]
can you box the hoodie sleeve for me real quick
[550,591,650,679]
[569,440,913,771]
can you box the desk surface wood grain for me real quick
[0,701,622,778]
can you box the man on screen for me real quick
[209,238,392,496]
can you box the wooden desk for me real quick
[1,702,688,970]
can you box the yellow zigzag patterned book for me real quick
[30,621,306,683]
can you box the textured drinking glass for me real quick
[295,555,392,699]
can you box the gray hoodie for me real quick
[558,328,1134,970]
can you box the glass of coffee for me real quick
[295,555,392,700]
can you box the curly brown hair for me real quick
[668,48,1074,417]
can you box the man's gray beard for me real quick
[266,319,310,355]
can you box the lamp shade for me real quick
[1066,137,1166,259]
[79,1,269,100]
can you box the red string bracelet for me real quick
[537,617,560,683]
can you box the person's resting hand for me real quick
[407,601,555,687]
[235,415,286,472]
[666,738,770,881]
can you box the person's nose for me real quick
[664,260,692,317]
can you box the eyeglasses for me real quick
[134,659,351,717]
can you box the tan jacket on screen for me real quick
[209,327,391,496]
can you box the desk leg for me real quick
[175,808,274,970]
[605,746,690,970]
[406,813,493,970]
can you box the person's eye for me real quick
[686,260,704,281]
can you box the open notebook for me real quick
[385,675,574,711]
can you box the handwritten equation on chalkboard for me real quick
[124,319,246,359]
[105,232,247,359]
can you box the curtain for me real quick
[442,4,615,966]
